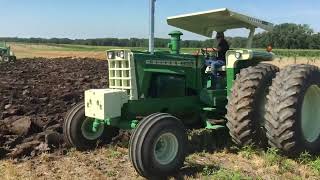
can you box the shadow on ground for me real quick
[187,127,232,154]
[174,163,221,179]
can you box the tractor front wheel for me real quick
[3,56,9,62]
[265,64,320,155]
[63,102,119,150]
[9,56,16,62]
[129,113,187,178]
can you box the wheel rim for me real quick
[154,132,179,165]
[81,118,104,140]
[301,85,320,143]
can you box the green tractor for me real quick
[63,8,320,178]
[0,41,16,62]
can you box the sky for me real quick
[1,0,320,40]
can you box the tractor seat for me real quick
[217,66,226,76]
[218,66,226,72]
[205,65,226,74]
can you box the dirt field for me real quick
[0,58,109,159]
[0,45,320,179]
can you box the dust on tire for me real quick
[265,64,320,155]
[226,63,279,147]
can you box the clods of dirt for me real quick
[0,57,232,160]
[0,58,108,158]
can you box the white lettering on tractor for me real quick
[146,60,196,68]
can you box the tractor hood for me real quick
[167,8,274,38]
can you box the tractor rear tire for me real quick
[63,102,119,150]
[129,113,187,178]
[226,63,279,147]
[265,64,320,155]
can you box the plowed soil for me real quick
[0,57,227,159]
[0,58,108,158]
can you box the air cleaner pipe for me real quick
[168,31,183,54]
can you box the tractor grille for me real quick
[107,50,138,100]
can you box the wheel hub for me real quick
[301,85,320,143]
[81,118,104,140]
[154,133,179,165]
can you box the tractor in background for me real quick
[63,8,320,178]
[0,41,16,62]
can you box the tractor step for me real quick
[207,119,226,125]
[205,120,225,130]
[202,107,216,112]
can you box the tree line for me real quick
[0,23,319,49]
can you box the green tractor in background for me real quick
[63,8,320,178]
[0,41,16,62]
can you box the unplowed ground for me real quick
[11,43,107,59]
[1,58,319,179]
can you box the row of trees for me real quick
[0,23,319,49]
[253,23,320,49]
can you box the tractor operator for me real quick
[204,32,230,89]
[215,32,229,62]
[205,32,230,72]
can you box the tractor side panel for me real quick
[133,52,200,99]
[122,96,201,126]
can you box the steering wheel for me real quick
[200,48,217,59]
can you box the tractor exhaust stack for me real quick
[149,0,156,54]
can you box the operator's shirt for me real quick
[217,39,230,62]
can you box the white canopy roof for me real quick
[167,8,274,38]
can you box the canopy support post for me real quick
[246,27,255,48]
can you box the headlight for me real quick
[120,50,125,58]
[235,52,242,59]
[107,52,114,59]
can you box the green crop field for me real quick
[269,49,320,57]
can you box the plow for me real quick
[62,7,320,179]
[0,42,16,63]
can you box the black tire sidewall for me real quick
[130,114,187,178]
[143,122,186,174]
[68,105,100,149]
[64,103,118,150]
[295,71,320,153]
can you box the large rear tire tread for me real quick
[226,63,279,147]
[265,64,320,155]
[63,102,119,150]
[129,113,187,178]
